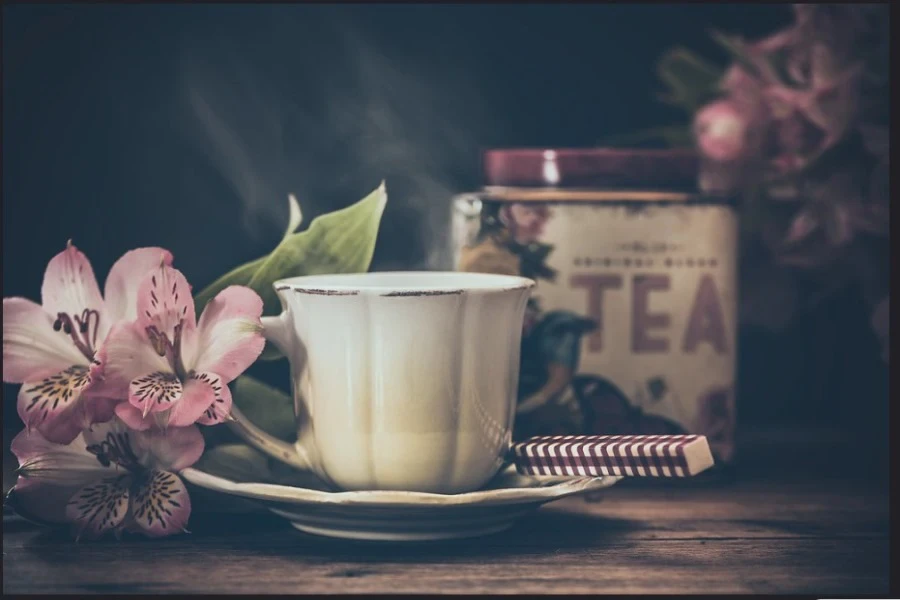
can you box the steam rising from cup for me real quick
[180,17,489,269]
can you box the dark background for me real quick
[1,4,886,460]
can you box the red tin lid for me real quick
[483,147,700,191]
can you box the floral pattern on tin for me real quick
[458,198,727,456]
[693,385,736,462]
[499,203,552,245]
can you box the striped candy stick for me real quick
[510,434,715,478]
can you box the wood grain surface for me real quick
[2,427,890,595]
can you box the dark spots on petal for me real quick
[21,365,90,419]
[130,471,187,533]
[132,372,182,408]
[66,476,130,537]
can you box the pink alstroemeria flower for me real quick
[3,243,173,444]
[97,263,265,430]
[9,418,203,539]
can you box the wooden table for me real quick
[2,427,890,595]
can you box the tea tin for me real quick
[451,148,738,462]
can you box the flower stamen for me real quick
[171,322,187,378]
[86,431,142,473]
[54,311,100,361]
[144,320,188,378]
[146,326,170,357]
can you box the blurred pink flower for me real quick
[720,65,765,107]
[3,243,173,444]
[10,418,203,540]
[695,3,886,277]
[95,263,265,430]
[694,100,753,163]
[765,62,863,153]
[695,3,880,190]
[499,203,552,245]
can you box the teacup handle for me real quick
[226,313,319,473]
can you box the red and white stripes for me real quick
[511,434,715,478]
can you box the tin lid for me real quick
[482,147,700,191]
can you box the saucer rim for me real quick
[181,465,621,508]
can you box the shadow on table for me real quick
[12,508,648,562]
[211,510,651,561]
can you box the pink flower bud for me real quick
[693,100,752,163]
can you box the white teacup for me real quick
[229,271,535,494]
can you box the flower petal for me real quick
[93,321,171,399]
[113,402,155,431]
[195,373,233,426]
[7,477,81,525]
[104,247,174,324]
[166,373,218,428]
[129,372,183,417]
[137,264,196,342]
[35,411,90,447]
[80,394,119,427]
[129,470,191,538]
[129,425,205,472]
[65,475,131,540]
[17,366,93,444]
[11,428,112,486]
[720,66,764,106]
[3,297,87,383]
[40,243,105,323]
[784,210,820,245]
[188,286,264,383]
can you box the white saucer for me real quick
[181,445,621,542]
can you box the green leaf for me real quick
[283,193,303,241]
[710,30,761,79]
[230,375,296,442]
[193,256,266,314]
[193,443,272,482]
[194,182,387,318]
[656,47,724,112]
[193,183,387,360]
